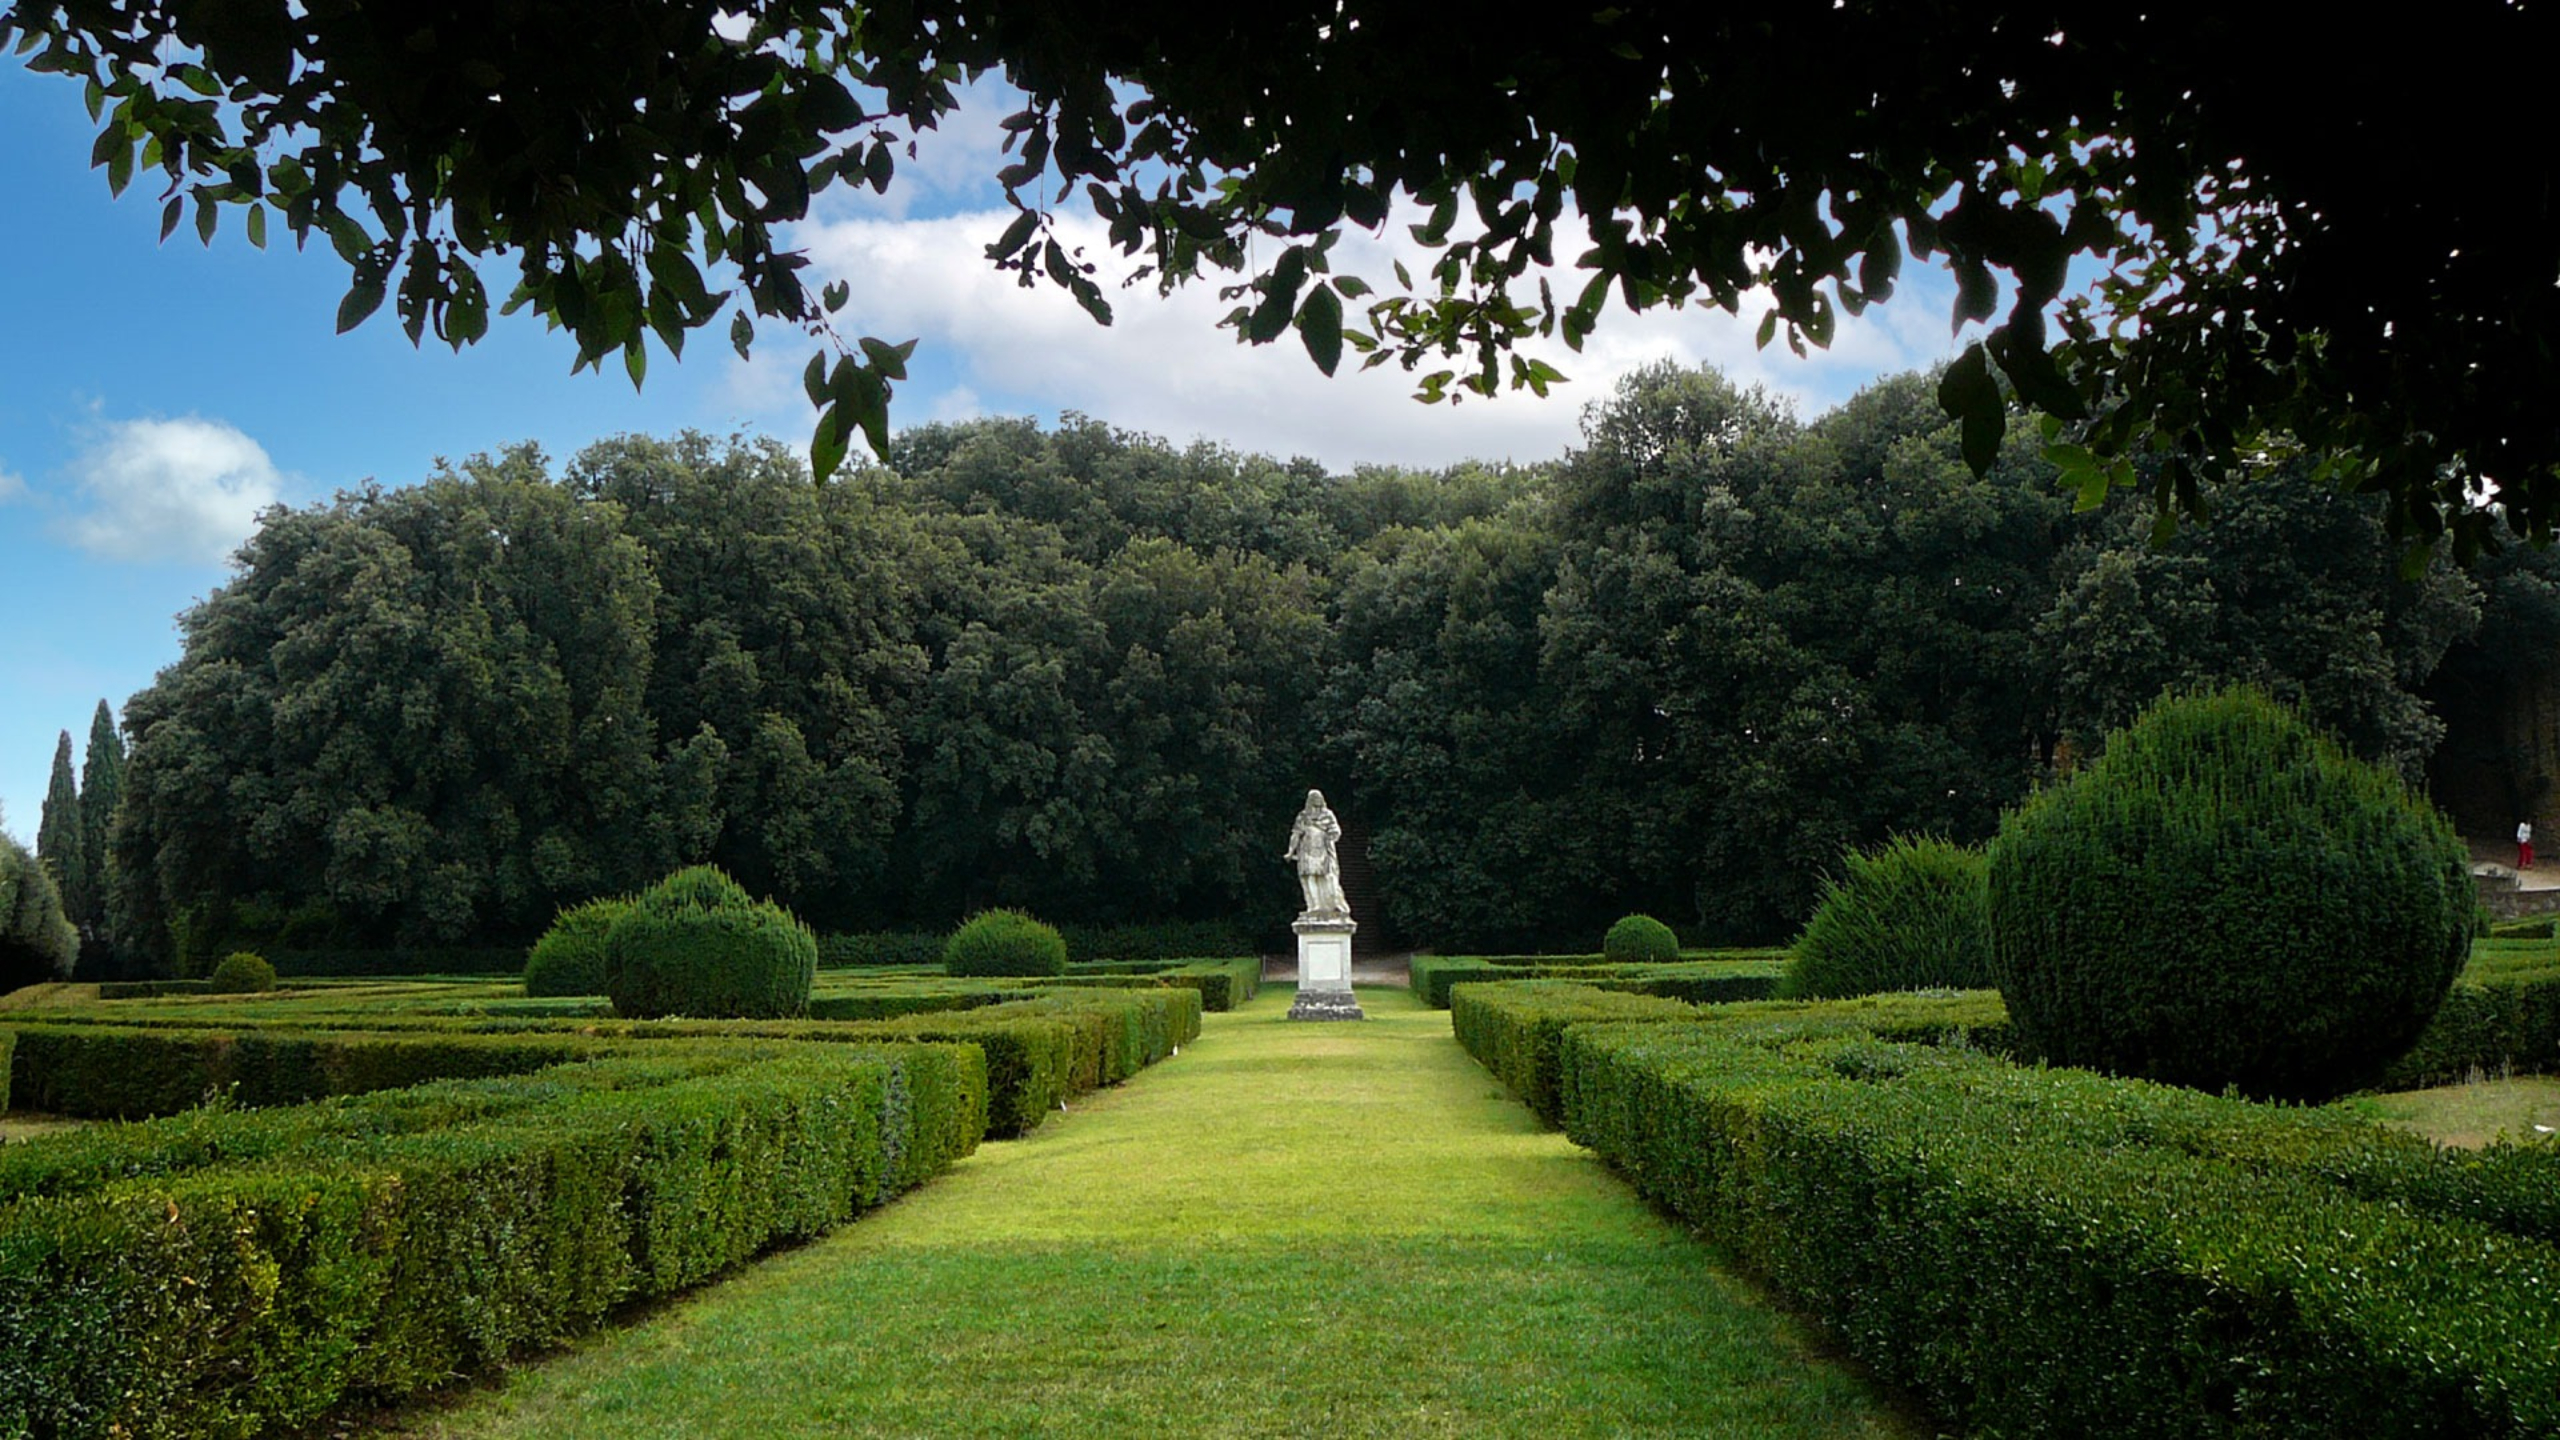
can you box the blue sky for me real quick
[0,62,1975,842]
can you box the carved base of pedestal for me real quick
[1287,986,1366,1021]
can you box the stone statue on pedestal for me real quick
[1284,788,1352,920]
[1284,787,1362,1020]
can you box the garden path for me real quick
[382,985,1914,1439]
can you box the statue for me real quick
[1284,788,1351,919]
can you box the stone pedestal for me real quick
[1288,915,1364,1021]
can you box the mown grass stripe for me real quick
[383,985,1914,1439]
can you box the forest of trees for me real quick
[41,363,2552,971]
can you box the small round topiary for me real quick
[207,951,277,993]
[1781,835,1992,999]
[1988,687,2472,1101]
[1602,914,1680,963]
[945,908,1069,977]
[603,866,816,1019]
[524,897,630,996]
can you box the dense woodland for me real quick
[27,364,2555,974]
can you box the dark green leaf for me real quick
[1298,283,1344,375]
[336,277,387,333]
[859,335,915,381]
[810,402,849,483]
[1936,341,2003,473]
[988,208,1040,262]
[323,212,370,264]
[1952,256,1998,331]
[731,310,754,360]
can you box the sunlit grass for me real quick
[2347,1074,2560,1149]
[375,985,1917,1439]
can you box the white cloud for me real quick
[57,416,286,564]
[0,468,25,504]
[751,202,1970,470]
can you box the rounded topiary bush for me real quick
[603,866,815,1019]
[945,909,1068,977]
[1602,914,1680,963]
[523,897,630,996]
[1781,835,1992,999]
[1988,687,2472,1101]
[207,951,277,993]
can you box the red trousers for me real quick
[2523,842,2536,870]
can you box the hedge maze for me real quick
[0,957,1250,1435]
[1449,943,2560,1439]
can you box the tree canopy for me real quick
[8,3,2552,544]
[99,363,2494,961]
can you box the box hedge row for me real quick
[1042,956,1262,1011]
[1454,983,2560,1438]
[259,946,527,977]
[6,986,1199,1142]
[2378,949,2560,1089]
[817,920,1255,969]
[95,979,215,1000]
[582,988,1198,1137]
[0,1042,985,1437]
[8,1026,611,1120]
[1413,954,1782,1008]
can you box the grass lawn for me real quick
[0,1113,83,1144]
[375,984,1916,1439]
[2348,1075,2560,1148]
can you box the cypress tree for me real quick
[78,699,124,939]
[36,731,84,927]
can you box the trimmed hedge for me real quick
[1989,687,2474,1100]
[1449,982,1694,1125]
[261,946,526,977]
[1053,956,1262,1011]
[944,909,1068,978]
[819,922,1256,969]
[2381,949,2560,1089]
[1602,914,1680,963]
[606,867,816,1020]
[805,989,1028,1022]
[8,1025,610,1119]
[96,979,213,999]
[837,988,1201,1137]
[0,1042,984,1435]
[523,897,630,997]
[207,951,277,994]
[5,982,1202,1141]
[1411,954,1782,1009]
[1456,984,2560,1439]
[1781,835,1991,999]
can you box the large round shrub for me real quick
[208,951,277,993]
[1602,914,1680,963]
[524,897,630,996]
[1988,688,2472,1101]
[945,909,1068,977]
[604,866,815,1019]
[1781,835,1992,999]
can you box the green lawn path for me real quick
[383,984,1916,1439]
